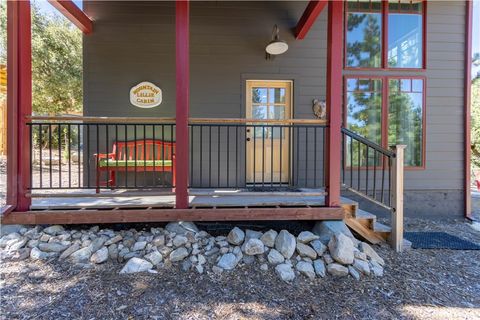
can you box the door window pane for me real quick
[252,88,267,103]
[388,79,424,166]
[388,13,423,68]
[268,88,286,104]
[252,105,267,119]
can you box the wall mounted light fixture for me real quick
[266,24,288,59]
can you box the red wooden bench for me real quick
[95,139,175,193]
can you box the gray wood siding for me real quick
[84,1,467,194]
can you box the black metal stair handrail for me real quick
[341,127,396,209]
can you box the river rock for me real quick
[243,238,265,255]
[169,247,189,262]
[245,229,263,240]
[30,247,49,260]
[260,230,278,248]
[227,227,245,245]
[90,247,108,264]
[312,221,356,244]
[370,260,384,277]
[43,225,65,236]
[328,233,354,265]
[105,235,122,246]
[348,265,361,280]
[120,257,153,274]
[165,222,199,235]
[172,235,188,247]
[144,251,163,265]
[359,242,385,266]
[267,249,285,265]
[59,243,80,260]
[38,242,68,253]
[313,259,326,277]
[275,230,296,259]
[297,231,320,243]
[296,243,317,260]
[310,240,327,256]
[275,263,295,282]
[327,263,349,277]
[352,259,370,275]
[217,253,238,270]
[152,235,166,247]
[296,261,315,280]
[70,247,92,263]
[89,237,107,253]
[132,241,147,252]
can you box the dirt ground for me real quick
[1,218,480,320]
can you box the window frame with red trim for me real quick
[344,0,427,71]
[344,75,427,169]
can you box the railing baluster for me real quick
[270,126,274,188]
[279,126,282,187]
[373,150,377,200]
[106,124,109,189]
[68,124,71,188]
[314,127,317,188]
[235,126,238,188]
[305,126,308,188]
[39,124,42,188]
[200,126,203,187]
[58,124,62,188]
[365,145,369,197]
[209,126,212,188]
[189,125,192,187]
[49,124,52,188]
[29,124,33,190]
[253,125,256,187]
[262,125,265,188]
[227,126,230,188]
[218,126,221,188]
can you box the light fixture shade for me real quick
[266,40,288,55]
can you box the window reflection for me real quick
[388,79,424,167]
[388,14,423,68]
[346,12,382,68]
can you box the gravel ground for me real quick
[1,218,480,320]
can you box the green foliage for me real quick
[0,1,82,115]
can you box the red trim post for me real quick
[325,0,343,207]
[175,0,189,209]
[7,0,32,212]
[295,0,328,40]
[465,0,473,219]
[47,0,93,34]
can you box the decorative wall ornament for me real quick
[130,81,162,108]
[312,99,326,120]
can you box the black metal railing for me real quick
[341,127,396,209]
[28,120,328,192]
[189,123,327,189]
[28,122,176,191]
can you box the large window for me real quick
[345,76,425,168]
[346,0,425,69]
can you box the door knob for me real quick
[246,137,251,142]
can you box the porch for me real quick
[2,0,405,251]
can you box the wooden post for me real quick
[175,0,189,209]
[325,1,343,207]
[390,145,405,252]
[7,0,32,211]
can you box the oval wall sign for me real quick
[130,81,162,108]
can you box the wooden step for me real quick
[344,217,385,245]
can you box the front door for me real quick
[246,80,292,185]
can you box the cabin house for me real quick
[2,0,474,252]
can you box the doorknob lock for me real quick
[246,137,251,142]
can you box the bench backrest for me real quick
[112,140,175,161]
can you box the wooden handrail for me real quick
[26,115,328,125]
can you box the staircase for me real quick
[341,197,391,245]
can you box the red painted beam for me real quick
[295,0,328,40]
[47,0,93,34]
[325,1,343,207]
[464,0,473,219]
[7,0,32,212]
[175,0,190,209]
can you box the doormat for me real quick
[404,232,480,250]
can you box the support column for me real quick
[7,0,32,212]
[175,0,189,209]
[325,1,343,207]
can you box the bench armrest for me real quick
[93,153,116,160]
